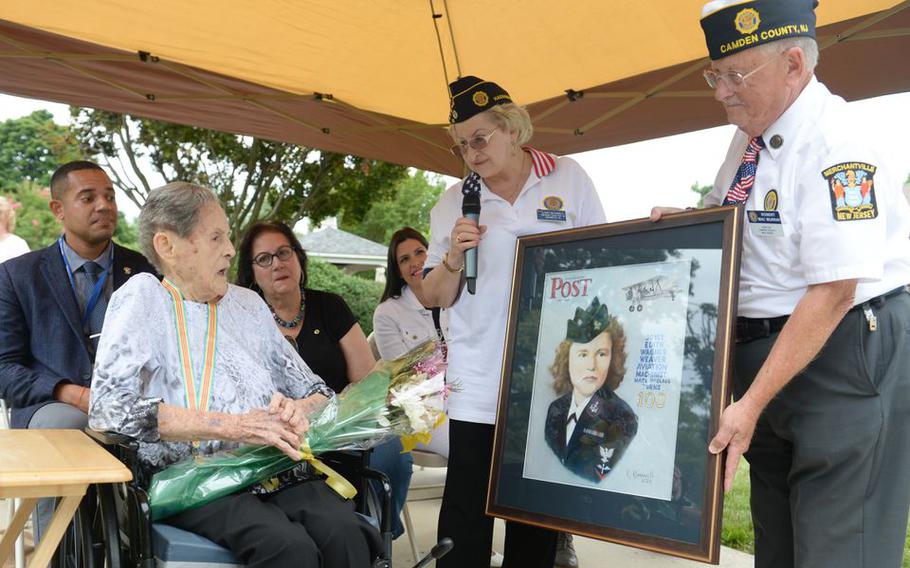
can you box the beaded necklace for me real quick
[268,284,305,329]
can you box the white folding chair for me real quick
[366,331,381,361]
[401,449,448,562]
[0,398,26,568]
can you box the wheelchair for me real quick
[82,429,395,568]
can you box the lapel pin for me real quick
[123,267,132,275]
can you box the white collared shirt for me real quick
[426,152,606,424]
[706,78,910,317]
[565,394,592,445]
[372,285,448,360]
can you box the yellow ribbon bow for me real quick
[299,439,358,500]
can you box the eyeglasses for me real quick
[703,52,782,90]
[449,130,497,157]
[252,245,296,268]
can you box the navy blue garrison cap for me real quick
[448,76,512,124]
[700,0,817,60]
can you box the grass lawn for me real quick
[721,461,755,554]
[721,461,910,567]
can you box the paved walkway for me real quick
[393,467,755,567]
[2,471,756,568]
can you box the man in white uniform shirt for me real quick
[652,2,910,567]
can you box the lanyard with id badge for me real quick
[58,236,113,339]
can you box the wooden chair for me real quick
[0,398,26,568]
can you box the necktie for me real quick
[723,136,765,205]
[565,413,578,445]
[81,261,109,348]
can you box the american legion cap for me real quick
[700,0,817,60]
[448,76,512,124]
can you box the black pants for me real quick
[167,478,378,568]
[438,420,557,568]
[734,292,910,568]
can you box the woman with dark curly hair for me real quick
[235,221,375,392]
[544,297,638,482]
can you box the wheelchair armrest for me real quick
[85,428,148,489]
[360,467,393,537]
[85,428,138,448]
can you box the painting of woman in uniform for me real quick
[543,297,638,482]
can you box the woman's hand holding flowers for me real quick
[268,391,312,432]
[234,406,306,461]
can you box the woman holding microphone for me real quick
[422,76,606,568]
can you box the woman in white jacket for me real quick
[373,227,449,456]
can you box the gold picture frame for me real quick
[487,207,742,564]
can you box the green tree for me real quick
[70,109,408,245]
[306,258,383,335]
[3,183,60,249]
[0,110,81,190]
[690,182,712,208]
[112,212,141,252]
[339,170,446,244]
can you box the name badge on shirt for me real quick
[747,210,783,237]
[537,195,567,222]
[538,209,567,221]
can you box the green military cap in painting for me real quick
[567,297,611,343]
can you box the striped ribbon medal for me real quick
[723,136,765,205]
[161,278,219,449]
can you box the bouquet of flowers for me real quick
[149,339,448,520]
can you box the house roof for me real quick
[298,227,386,259]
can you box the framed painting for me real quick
[487,206,742,564]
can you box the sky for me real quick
[2,89,909,224]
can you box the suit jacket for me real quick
[544,386,638,482]
[0,240,157,428]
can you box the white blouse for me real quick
[89,273,334,475]
[0,233,29,264]
[372,286,447,360]
[372,285,451,457]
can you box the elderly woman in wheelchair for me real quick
[88,182,379,568]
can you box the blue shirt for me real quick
[60,237,113,315]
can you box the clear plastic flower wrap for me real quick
[149,338,448,520]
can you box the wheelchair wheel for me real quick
[51,491,98,568]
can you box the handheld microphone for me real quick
[462,192,481,295]
[411,538,454,568]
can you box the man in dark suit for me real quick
[0,160,156,430]
[544,297,638,482]
[0,160,156,538]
